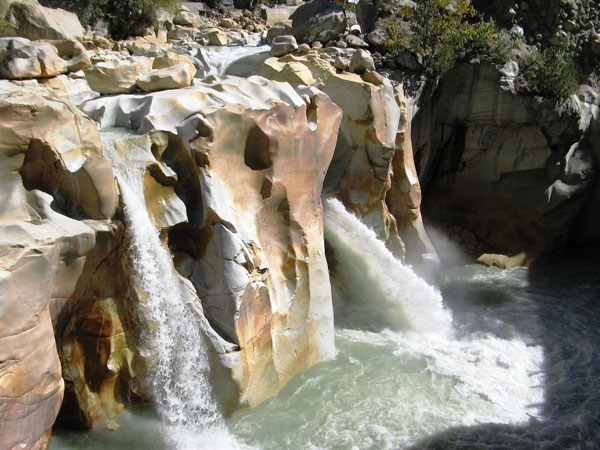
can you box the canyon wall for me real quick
[412,62,599,265]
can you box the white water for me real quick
[195,44,270,79]
[99,129,244,450]
[323,198,453,336]
[54,194,588,449]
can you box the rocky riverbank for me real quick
[0,0,599,448]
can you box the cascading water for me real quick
[194,43,270,78]
[51,183,600,449]
[98,129,244,450]
[323,198,453,335]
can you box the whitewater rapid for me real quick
[53,196,600,450]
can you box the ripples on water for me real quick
[51,260,600,449]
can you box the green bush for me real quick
[386,0,511,76]
[39,0,179,38]
[515,40,578,98]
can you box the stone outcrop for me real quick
[81,75,342,407]
[0,91,124,446]
[412,62,598,261]
[84,57,152,95]
[260,51,434,264]
[289,0,347,43]
[4,0,84,41]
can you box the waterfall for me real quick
[323,198,453,335]
[100,129,244,449]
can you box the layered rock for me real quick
[412,62,598,262]
[82,75,342,407]
[0,91,126,446]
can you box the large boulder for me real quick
[82,76,343,407]
[51,39,90,72]
[412,62,597,261]
[126,36,170,58]
[136,62,196,92]
[289,0,347,43]
[271,35,298,57]
[84,57,152,95]
[4,0,84,41]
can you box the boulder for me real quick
[136,62,196,92]
[167,26,196,41]
[5,0,84,41]
[345,34,369,48]
[126,36,170,57]
[271,35,298,57]
[0,37,67,79]
[51,39,91,72]
[290,0,347,42]
[207,28,228,46]
[262,5,298,25]
[220,17,236,29]
[173,6,201,28]
[84,57,152,94]
[349,48,375,74]
[82,76,343,407]
[266,21,292,43]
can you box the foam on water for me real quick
[222,200,545,449]
[51,193,600,450]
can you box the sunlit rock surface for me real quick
[0,92,129,445]
[3,0,84,41]
[260,51,435,264]
[82,76,342,407]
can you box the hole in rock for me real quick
[244,126,272,170]
[260,178,272,199]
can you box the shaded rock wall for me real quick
[412,62,598,262]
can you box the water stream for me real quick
[51,194,600,449]
[97,130,243,449]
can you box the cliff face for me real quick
[260,51,436,267]
[412,63,599,263]
[0,92,124,447]
[80,76,342,408]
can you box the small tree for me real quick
[516,40,578,98]
[387,0,509,76]
[39,0,180,38]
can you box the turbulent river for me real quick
[51,193,600,449]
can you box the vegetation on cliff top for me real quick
[40,0,180,38]
[384,0,511,76]
[382,0,582,98]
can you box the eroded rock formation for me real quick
[81,76,342,407]
[0,92,129,447]
[260,50,435,265]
